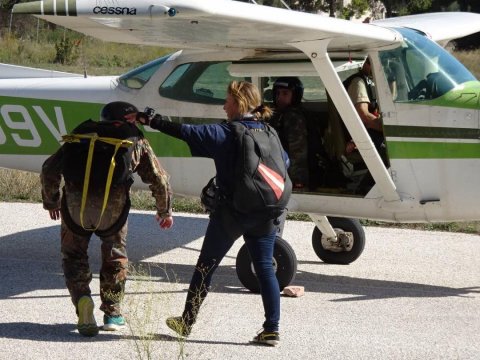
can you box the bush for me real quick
[0,168,42,202]
[54,37,80,64]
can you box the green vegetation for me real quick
[0,21,172,75]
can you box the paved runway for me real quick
[0,202,479,360]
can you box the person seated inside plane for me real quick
[268,77,309,190]
[344,57,385,157]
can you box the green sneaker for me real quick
[103,314,126,331]
[166,316,192,337]
[252,329,280,346]
[77,296,98,337]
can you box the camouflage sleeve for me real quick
[282,110,309,186]
[133,138,173,218]
[40,147,64,210]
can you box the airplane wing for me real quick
[12,0,401,53]
[372,12,480,46]
[0,63,83,78]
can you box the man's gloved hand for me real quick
[136,107,156,125]
[136,112,163,126]
[136,112,151,126]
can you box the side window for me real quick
[159,62,247,105]
[301,77,327,101]
[261,76,328,104]
[193,62,236,100]
[261,71,358,105]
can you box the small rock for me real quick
[282,286,304,297]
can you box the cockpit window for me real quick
[379,27,475,102]
[261,69,361,104]
[159,62,249,105]
[119,55,171,89]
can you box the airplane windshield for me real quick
[119,55,171,89]
[379,27,475,102]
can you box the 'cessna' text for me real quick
[93,7,137,15]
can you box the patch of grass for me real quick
[453,50,480,79]
[1,168,478,234]
[0,168,42,202]
[0,31,172,75]
[123,262,200,359]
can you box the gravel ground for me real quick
[0,202,479,360]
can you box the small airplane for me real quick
[2,0,480,292]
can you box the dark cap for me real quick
[100,101,138,122]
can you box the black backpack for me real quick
[229,121,292,218]
[61,119,142,231]
[62,119,142,188]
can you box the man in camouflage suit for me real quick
[40,101,173,337]
[269,77,309,190]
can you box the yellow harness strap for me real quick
[62,134,133,231]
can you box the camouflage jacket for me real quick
[269,107,309,186]
[41,136,173,220]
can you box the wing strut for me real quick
[292,40,401,203]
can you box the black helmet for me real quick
[272,77,304,106]
[100,101,138,122]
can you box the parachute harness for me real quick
[62,134,133,231]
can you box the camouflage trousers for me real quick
[60,220,128,316]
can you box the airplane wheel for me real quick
[236,237,297,293]
[312,217,365,264]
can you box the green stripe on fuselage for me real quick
[387,141,480,159]
[384,122,480,159]
[0,96,190,156]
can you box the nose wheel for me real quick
[236,237,297,293]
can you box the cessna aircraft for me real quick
[1,0,480,292]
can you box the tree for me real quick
[322,0,338,17]
[342,0,369,19]
[407,0,432,14]
[288,0,324,13]
[382,0,408,17]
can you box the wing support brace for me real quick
[309,214,336,239]
[291,40,400,203]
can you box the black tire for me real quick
[236,237,297,293]
[312,217,365,264]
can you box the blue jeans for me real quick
[181,204,280,332]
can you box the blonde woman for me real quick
[137,81,290,346]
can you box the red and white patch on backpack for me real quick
[258,163,285,200]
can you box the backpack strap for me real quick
[62,134,133,231]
